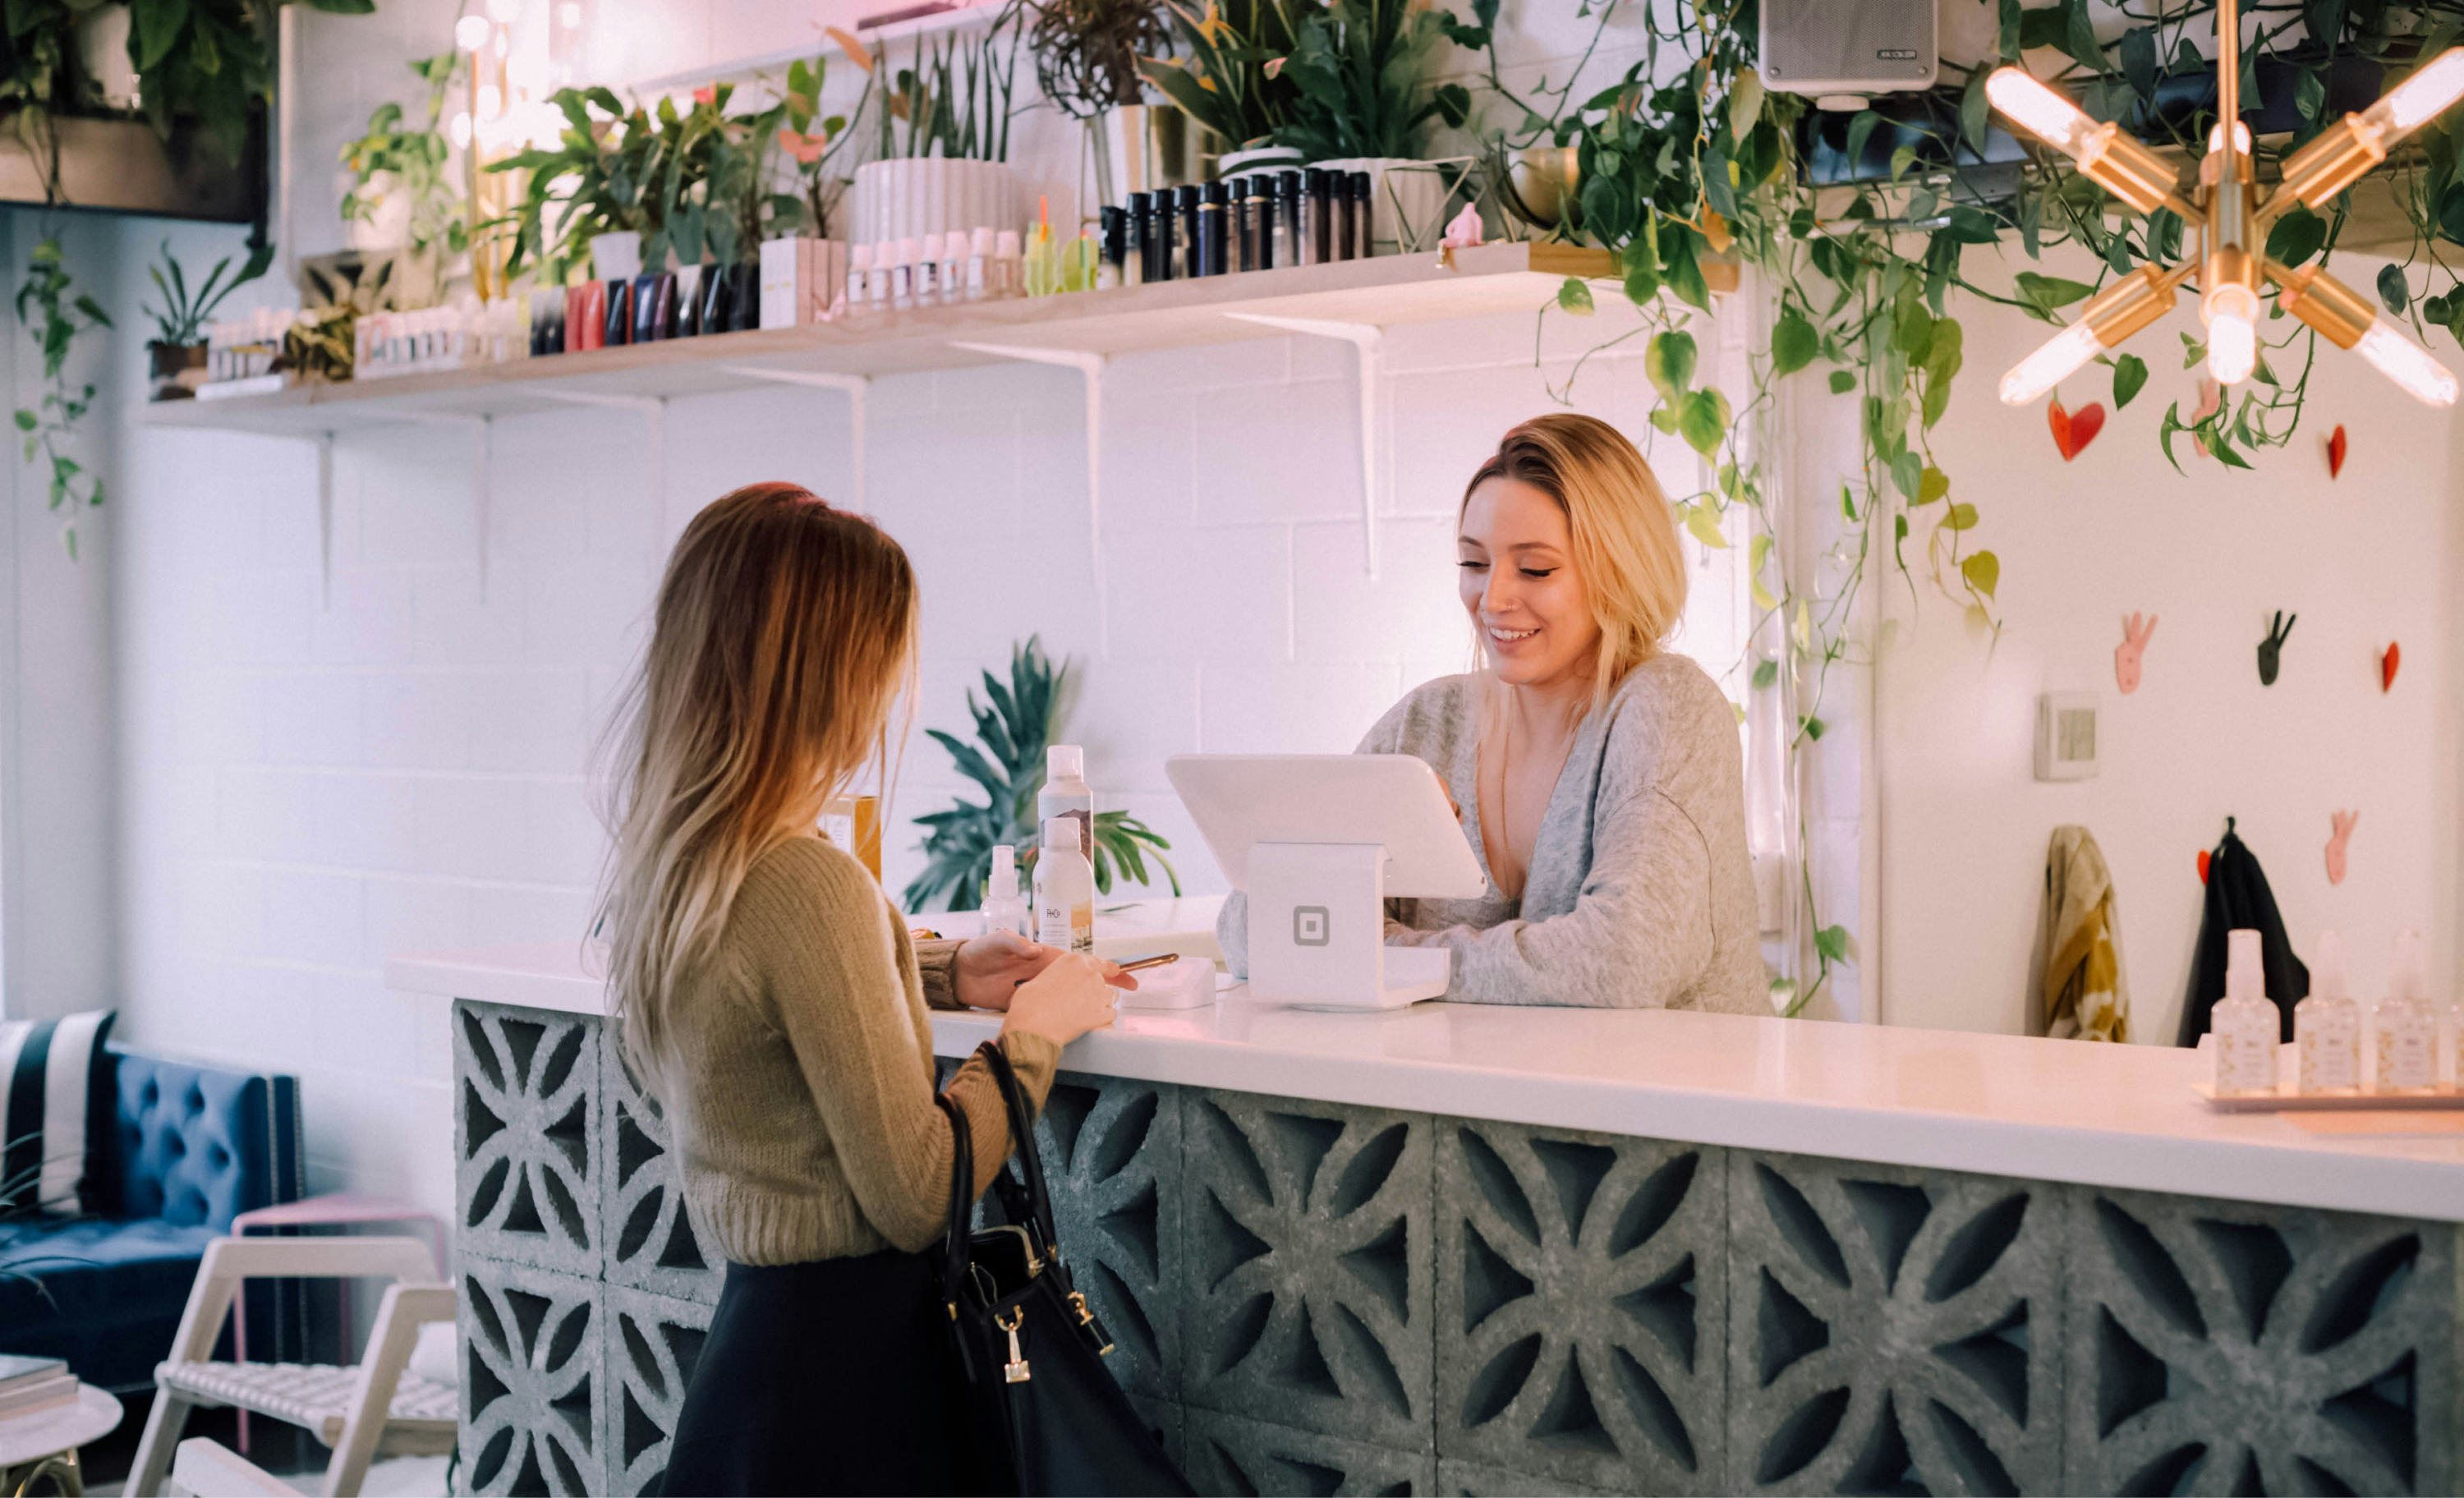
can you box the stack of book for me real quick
[0,1355,75,1419]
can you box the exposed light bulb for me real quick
[476,83,503,117]
[448,111,473,149]
[453,14,492,51]
[558,2,582,25]
[2204,283,2260,385]
[1985,67,2098,157]
[2204,121,2253,154]
[2367,48,2464,136]
[1999,320,2102,406]
[2355,319,2462,406]
[485,0,521,20]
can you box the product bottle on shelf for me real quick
[1124,193,1149,287]
[940,233,966,306]
[2212,927,2282,1095]
[2375,927,2439,1092]
[1034,816,1095,955]
[981,844,1032,940]
[844,243,875,314]
[995,228,1024,298]
[1276,170,1302,269]
[1038,744,1093,865]
[916,232,943,304]
[1100,206,1126,290]
[2296,930,2362,1094]
[967,227,994,301]
[1351,171,1375,255]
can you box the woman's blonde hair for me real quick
[595,482,918,1068]
[1461,413,1688,706]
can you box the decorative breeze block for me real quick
[1726,1151,2066,1496]
[2062,1186,2458,1496]
[601,1031,719,1304]
[456,999,601,1277]
[460,1257,605,1496]
[605,1284,715,1496]
[1184,1407,1435,1496]
[1030,1071,1184,1401]
[1435,1120,1728,1494]
[1181,1090,1432,1448]
[1437,1456,1620,1496]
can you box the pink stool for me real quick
[228,1194,446,1454]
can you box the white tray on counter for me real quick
[2190,1082,2464,1111]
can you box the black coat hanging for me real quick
[2176,817,2310,1045]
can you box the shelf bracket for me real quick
[1225,312,1386,578]
[534,393,667,528]
[949,342,1110,655]
[718,368,870,506]
[315,433,335,609]
[400,414,496,600]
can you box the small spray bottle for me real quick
[2212,928,2281,1096]
[1024,196,1064,297]
[981,844,1031,940]
[2297,930,2362,1094]
[2376,927,2439,1092]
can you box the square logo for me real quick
[1293,906,1331,947]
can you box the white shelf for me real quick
[140,242,1620,439]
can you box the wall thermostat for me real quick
[2034,692,2100,782]
[1759,0,1938,99]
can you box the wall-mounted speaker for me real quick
[1759,0,1938,100]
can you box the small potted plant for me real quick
[1271,0,1475,252]
[141,238,274,401]
[846,13,1026,247]
[1012,0,1170,210]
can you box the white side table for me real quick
[0,1386,122,1497]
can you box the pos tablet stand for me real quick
[1166,753,1487,1010]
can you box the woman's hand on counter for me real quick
[951,931,1135,1012]
[1001,951,1124,1048]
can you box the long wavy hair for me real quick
[595,482,918,1070]
[1460,412,1689,709]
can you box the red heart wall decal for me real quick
[2198,849,2212,884]
[2049,398,2106,461]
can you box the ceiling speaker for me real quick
[1759,0,1938,99]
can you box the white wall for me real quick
[1877,246,2462,1042]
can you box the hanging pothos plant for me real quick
[14,237,109,559]
[1450,0,2464,1014]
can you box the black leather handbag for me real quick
[935,1042,1193,1498]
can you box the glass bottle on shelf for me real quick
[2212,928,2281,1096]
[2375,927,2439,1093]
[2296,929,2362,1095]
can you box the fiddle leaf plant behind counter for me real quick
[907,637,1179,915]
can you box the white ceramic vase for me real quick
[851,159,1022,248]
[1312,156,1456,254]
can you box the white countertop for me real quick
[386,940,2464,1223]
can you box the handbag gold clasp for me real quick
[995,1305,1031,1383]
[1067,1290,1115,1356]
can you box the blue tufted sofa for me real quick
[0,1046,305,1392]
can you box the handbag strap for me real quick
[933,1090,975,1315]
[975,1040,1062,1261]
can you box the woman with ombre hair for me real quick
[1221,414,1764,1013]
[595,482,1130,1496]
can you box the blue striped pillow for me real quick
[0,1010,117,1219]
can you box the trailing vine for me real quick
[13,236,109,560]
[1457,0,2464,1013]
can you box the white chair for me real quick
[127,1236,457,1498]
[168,1435,304,1496]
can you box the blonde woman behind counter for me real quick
[1221,414,1765,1013]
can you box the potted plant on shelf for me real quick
[847,13,1025,247]
[1271,0,1475,252]
[1138,0,1303,179]
[1011,0,1170,212]
[338,52,468,308]
[140,237,273,401]
[906,637,1179,914]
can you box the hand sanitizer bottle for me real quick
[2297,929,2362,1094]
[1037,744,1093,866]
[2376,927,2439,1093]
[2213,928,2281,1096]
[981,844,1031,940]
[1034,816,1094,955]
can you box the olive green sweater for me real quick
[650,835,1060,1264]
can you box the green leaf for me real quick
[1915,466,1950,505]
[1684,502,1729,549]
[2296,67,2328,124]
[1647,330,1699,401]
[2119,25,2158,99]
[2061,0,2104,68]
[1752,658,1779,689]
[2441,181,2464,245]
[1844,110,1882,170]
[1814,923,1850,963]
[1677,388,1731,456]
[1942,502,1979,530]
[1771,310,1818,376]
[1648,407,1680,435]
[1800,715,1828,742]
[2379,262,2411,315]
[11,410,32,432]
[1892,296,1935,361]
[1961,549,2001,599]
[1960,68,1991,154]
[1890,449,1924,499]
[1919,319,1964,427]
[2112,352,2148,409]
[1556,277,1595,315]
[2014,271,2095,319]
[1942,205,2002,245]
[1729,68,1765,141]
[1828,370,1856,395]
[2265,206,2327,269]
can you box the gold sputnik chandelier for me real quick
[1987,0,2464,408]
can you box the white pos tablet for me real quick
[1165,753,1486,1009]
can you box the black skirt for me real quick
[659,1250,983,1497]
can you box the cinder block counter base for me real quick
[440,995,2460,1496]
